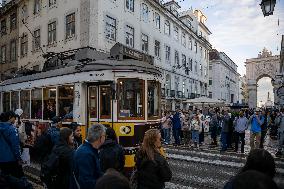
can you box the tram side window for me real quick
[31,89,42,119]
[58,86,74,120]
[11,91,19,111]
[20,90,30,119]
[89,87,97,118]
[118,79,144,118]
[43,87,56,120]
[3,92,10,112]
[148,81,160,118]
[100,86,111,119]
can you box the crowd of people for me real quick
[160,107,284,156]
[0,107,283,189]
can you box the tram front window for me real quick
[89,87,97,118]
[11,91,19,111]
[3,92,10,112]
[59,86,74,120]
[148,81,160,118]
[31,89,42,119]
[20,90,30,119]
[43,87,56,120]
[118,79,144,118]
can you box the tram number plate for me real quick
[120,126,132,135]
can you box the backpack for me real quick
[40,151,60,186]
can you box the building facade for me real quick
[1,0,212,110]
[0,0,19,81]
[208,49,239,104]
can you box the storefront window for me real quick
[118,79,144,118]
[20,90,30,119]
[11,91,19,111]
[43,87,56,120]
[88,87,97,119]
[58,86,74,120]
[100,86,111,119]
[31,89,42,119]
[3,92,10,112]
[148,81,160,118]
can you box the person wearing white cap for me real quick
[14,108,27,146]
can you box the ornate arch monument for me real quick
[245,48,280,108]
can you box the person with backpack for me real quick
[99,127,125,173]
[275,108,284,157]
[134,129,172,189]
[72,124,106,189]
[41,127,74,189]
[0,111,24,179]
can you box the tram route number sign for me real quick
[120,126,132,135]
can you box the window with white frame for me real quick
[200,64,203,76]
[155,13,160,29]
[33,29,41,50]
[21,33,28,57]
[66,13,75,39]
[194,42,197,53]
[34,0,41,14]
[141,3,148,22]
[49,0,56,7]
[181,32,186,47]
[174,51,179,66]
[174,26,179,40]
[125,25,134,48]
[0,45,6,63]
[164,20,170,35]
[10,40,16,62]
[194,61,197,73]
[165,46,170,62]
[189,58,192,71]
[10,13,17,31]
[141,33,148,53]
[48,22,56,45]
[189,37,192,50]
[154,40,160,58]
[1,19,6,36]
[200,46,203,57]
[126,0,134,12]
[105,16,116,41]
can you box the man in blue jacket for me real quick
[170,110,181,146]
[0,111,24,178]
[72,124,106,189]
[249,109,264,150]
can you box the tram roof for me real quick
[0,58,162,86]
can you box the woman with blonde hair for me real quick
[135,129,172,189]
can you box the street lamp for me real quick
[260,0,276,17]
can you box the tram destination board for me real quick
[123,46,154,65]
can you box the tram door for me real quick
[87,85,112,127]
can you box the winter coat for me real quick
[250,115,264,133]
[135,150,172,189]
[99,139,125,173]
[221,115,231,133]
[171,113,181,130]
[73,141,103,189]
[33,132,53,163]
[47,126,60,146]
[0,122,21,162]
[51,141,74,189]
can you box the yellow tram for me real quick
[0,43,162,171]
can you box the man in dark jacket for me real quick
[220,110,231,152]
[47,116,61,146]
[72,124,106,189]
[170,110,181,145]
[0,112,24,178]
[99,127,125,173]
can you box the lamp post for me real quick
[260,0,276,17]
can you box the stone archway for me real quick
[245,48,280,108]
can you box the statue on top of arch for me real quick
[258,47,273,58]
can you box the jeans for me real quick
[260,129,267,148]
[221,132,228,151]
[250,132,261,150]
[235,132,245,153]
[192,130,199,143]
[163,128,171,144]
[173,128,181,145]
